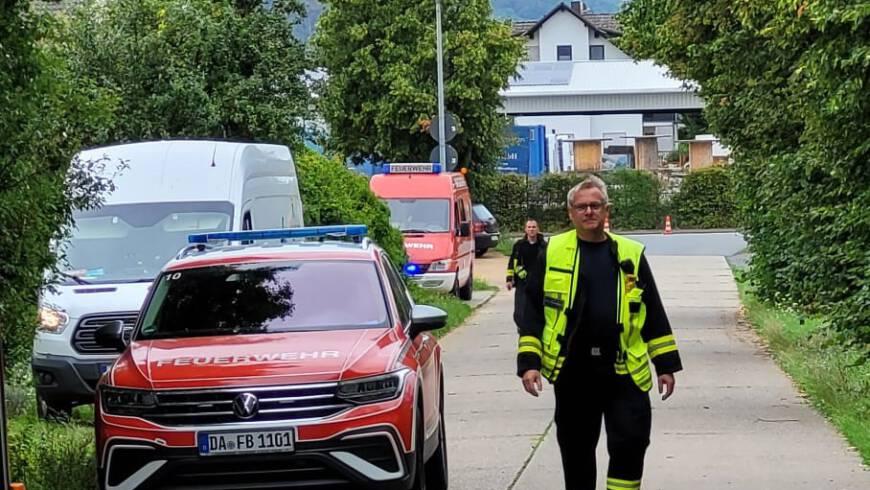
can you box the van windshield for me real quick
[138,261,388,339]
[60,202,233,284]
[384,199,450,233]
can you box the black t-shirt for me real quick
[563,239,621,372]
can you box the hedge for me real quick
[295,149,405,264]
[480,169,663,232]
[668,166,737,229]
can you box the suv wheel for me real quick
[411,402,427,490]
[425,377,448,490]
[36,393,72,422]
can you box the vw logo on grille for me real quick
[232,393,259,419]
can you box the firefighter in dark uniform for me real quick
[507,220,546,331]
[517,176,682,490]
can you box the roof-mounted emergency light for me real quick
[188,225,369,244]
[384,163,442,174]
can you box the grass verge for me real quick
[409,278,497,338]
[474,278,498,292]
[4,383,96,490]
[494,235,517,256]
[735,272,870,465]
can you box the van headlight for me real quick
[337,370,408,404]
[429,259,455,272]
[37,306,70,334]
[100,386,158,416]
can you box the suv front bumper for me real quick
[100,427,414,490]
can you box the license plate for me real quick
[197,429,295,456]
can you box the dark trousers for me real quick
[554,366,651,490]
[512,280,527,332]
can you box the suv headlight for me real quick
[429,259,455,272]
[37,306,70,334]
[100,386,157,416]
[337,370,408,404]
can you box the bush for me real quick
[668,166,737,229]
[7,416,97,490]
[479,170,663,232]
[295,150,405,264]
[603,169,663,230]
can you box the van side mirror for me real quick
[458,222,471,237]
[408,305,448,338]
[95,320,129,352]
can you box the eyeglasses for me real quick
[571,201,607,212]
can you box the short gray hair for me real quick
[567,175,609,207]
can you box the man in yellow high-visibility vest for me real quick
[517,176,682,490]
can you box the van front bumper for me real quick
[32,353,112,407]
[408,272,455,292]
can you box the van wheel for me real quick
[475,248,487,258]
[37,394,72,422]
[458,270,473,301]
[425,377,448,490]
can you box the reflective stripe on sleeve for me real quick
[647,334,678,359]
[518,336,543,357]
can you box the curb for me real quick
[468,288,498,311]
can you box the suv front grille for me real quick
[145,383,353,426]
[72,313,138,354]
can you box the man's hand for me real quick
[522,370,543,397]
[506,281,514,291]
[658,374,676,401]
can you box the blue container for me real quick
[500,125,547,176]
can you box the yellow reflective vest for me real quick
[517,231,678,390]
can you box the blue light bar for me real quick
[403,263,423,276]
[384,163,442,174]
[188,225,369,244]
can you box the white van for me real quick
[31,140,304,418]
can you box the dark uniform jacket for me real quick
[507,234,547,284]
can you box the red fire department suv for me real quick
[93,226,449,490]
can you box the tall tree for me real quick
[313,0,525,173]
[618,0,869,344]
[1,1,116,368]
[61,0,311,146]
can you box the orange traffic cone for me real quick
[11,483,27,490]
[664,215,673,235]
[604,217,611,233]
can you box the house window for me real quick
[590,45,605,60]
[556,45,573,61]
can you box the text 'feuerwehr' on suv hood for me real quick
[113,329,405,389]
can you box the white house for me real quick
[505,2,703,172]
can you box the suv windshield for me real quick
[138,261,388,339]
[61,202,233,284]
[385,198,450,233]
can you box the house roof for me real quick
[503,60,690,96]
[512,3,622,38]
[500,60,704,116]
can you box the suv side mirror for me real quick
[458,222,471,237]
[95,320,129,352]
[408,305,448,338]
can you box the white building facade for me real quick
[505,2,702,172]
